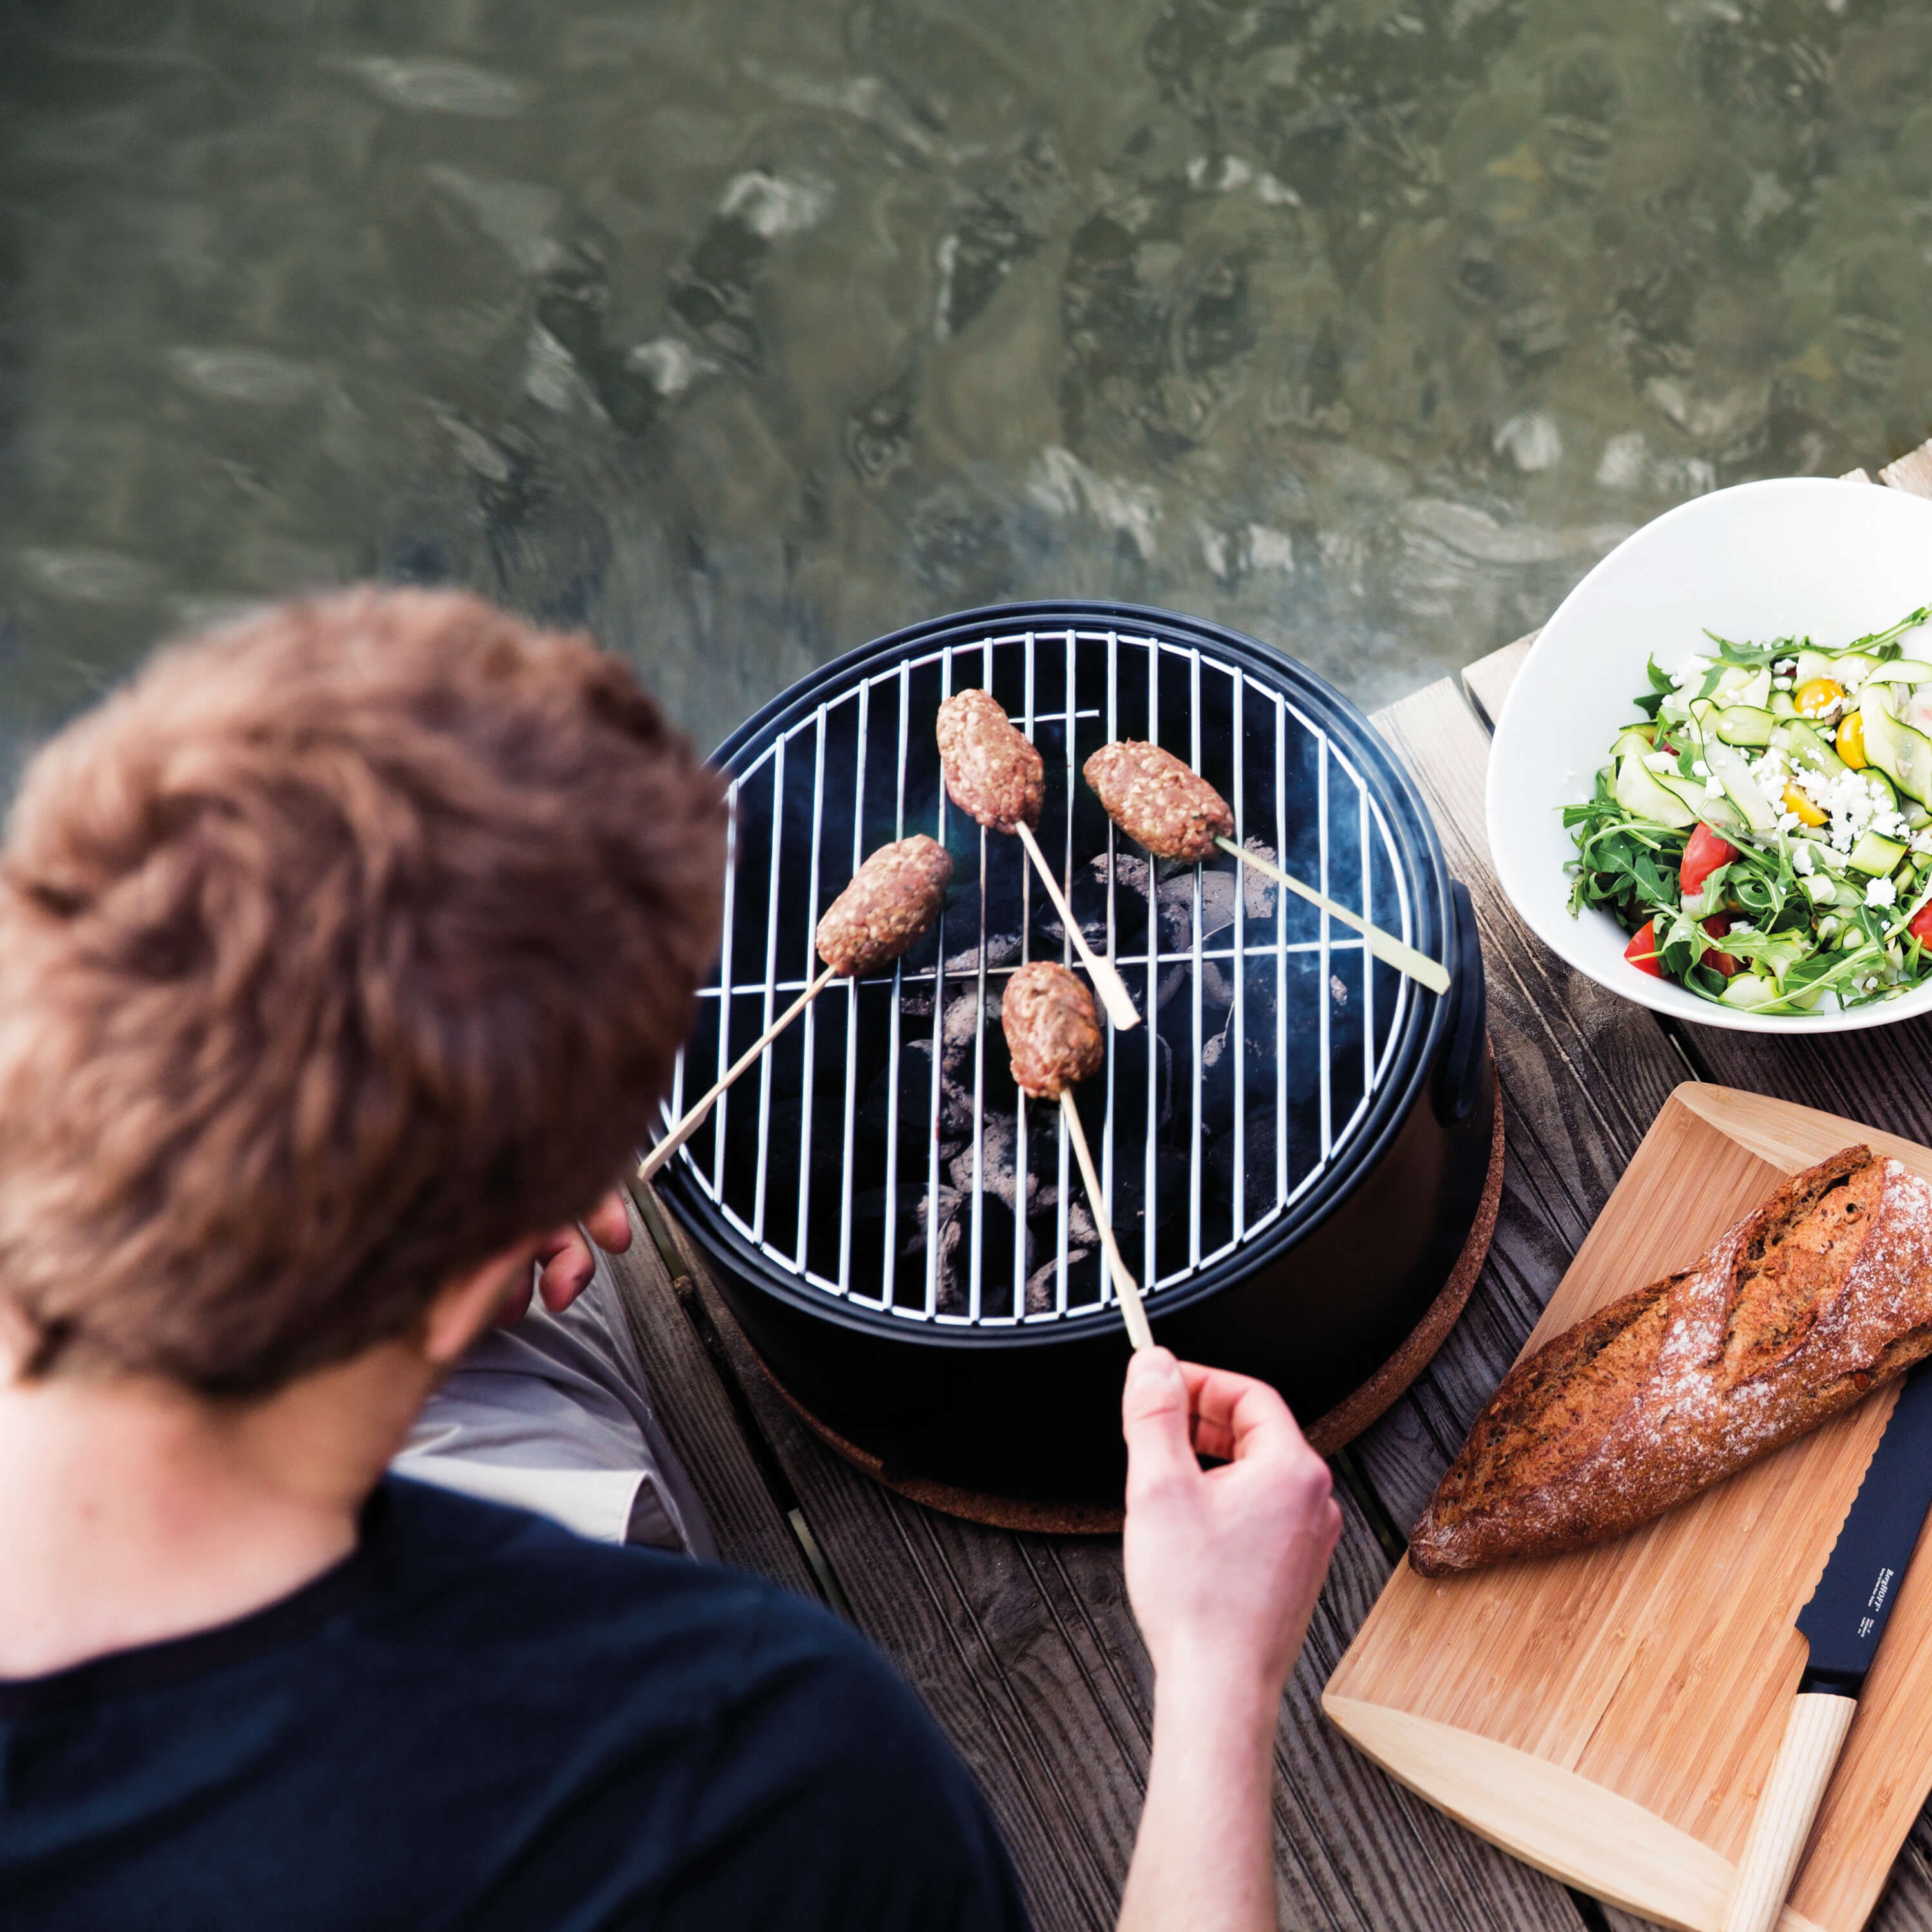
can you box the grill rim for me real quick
[656,597,1459,1352]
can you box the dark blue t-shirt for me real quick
[0,1478,1032,1931]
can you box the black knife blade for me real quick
[1796,1357,1932,1694]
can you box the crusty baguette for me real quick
[1410,1144,1932,1577]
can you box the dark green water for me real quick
[3,0,1929,785]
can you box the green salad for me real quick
[1565,603,1932,1015]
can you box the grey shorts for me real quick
[393,1249,717,1561]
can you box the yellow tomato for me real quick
[1836,709,1868,769]
[1783,782,1828,826]
[1795,677,1846,719]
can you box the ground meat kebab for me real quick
[1083,740,1234,862]
[934,687,1044,834]
[814,833,953,978]
[1001,961,1105,1100]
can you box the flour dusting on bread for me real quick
[1410,1146,1932,1577]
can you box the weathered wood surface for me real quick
[603,1194,819,1596]
[638,1195,1589,1932]
[1419,442,1932,1932]
[1350,677,1690,1531]
[1462,632,1536,730]
[604,439,1932,1932]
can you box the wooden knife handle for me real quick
[1721,1690,1857,1932]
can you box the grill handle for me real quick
[1432,880,1486,1128]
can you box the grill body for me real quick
[656,601,1490,1506]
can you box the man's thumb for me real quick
[1122,1348,1197,1493]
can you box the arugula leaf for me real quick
[1849,605,1931,659]
[1703,629,1791,670]
[1633,654,1675,720]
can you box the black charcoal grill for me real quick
[654,601,1493,1513]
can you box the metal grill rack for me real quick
[661,618,1417,1329]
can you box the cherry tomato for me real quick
[1700,914,1742,978]
[1680,823,1741,897]
[1909,901,1932,953]
[1625,918,1667,978]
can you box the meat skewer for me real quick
[1083,739,1451,997]
[936,688,1142,1033]
[1001,961,1154,1352]
[638,834,953,1184]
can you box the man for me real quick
[0,589,1341,1930]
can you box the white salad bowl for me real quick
[1486,475,1932,1034]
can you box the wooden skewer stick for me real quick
[1058,1089,1154,1352]
[1012,820,1142,1032]
[1213,837,1451,997]
[638,962,838,1185]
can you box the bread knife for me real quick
[1722,1359,1932,1932]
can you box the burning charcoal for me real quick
[971,1193,1028,1314]
[1209,1112,1277,1222]
[918,1185,967,1314]
[761,1096,849,1204]
[1201,1017,1233,1070]
[944,929,1023,976]
[1197,869,1238,943]
[1236,837,1280,918]
[1109,1146,1190,1247]
[947,1114,1037,1218]
[858,1038,948,1157]
[850,1182,942,1300]
[1025,1249,1097,1313]
[937,1068,978,1140]
[1029,851,1115,952]
[1154,962,1189,1019]
[940,985,986,1059]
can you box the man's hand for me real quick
[1116,1348,1342,1932]
[493,1189,633,1327]
[1121,1347,1341,1698]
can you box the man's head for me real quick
[0,589,726,1396]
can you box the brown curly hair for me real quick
[0,589,726,1395]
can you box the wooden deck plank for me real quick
[1348,679,1692,1530]
[1416,506,1932,1929]
[602,1193,819,1595]
[648,1197,1587,1931]
[1462,634,1536,730]
[1879,438,1932,497]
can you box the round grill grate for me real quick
[656,602,1449,1339]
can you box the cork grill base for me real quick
[753,1057,1506,1535]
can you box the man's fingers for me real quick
[585,1188,631,1254]
[534,1229,596,1312]
[1179,1362,1307,1466]
[1122,1347,1203,1502]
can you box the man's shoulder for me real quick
[372,1475,875,1699]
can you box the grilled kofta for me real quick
[935,687,1044,834]
[1083,740,1234,863]
[815,834,954,978]
[1002,961,1105,1101]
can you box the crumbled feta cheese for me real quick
[1775,659,1797,675]
[1791,841,1816,875]
[1774,676,1795,690]
[1706,778,1727,799]
[1729,919,1756,936]
[1823,728,1838,742]
[1692,759,1710,777]
[1777,810,1800,830]
[1866,876,1899,909]
[1912,831,1932,856]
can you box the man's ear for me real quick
[421,1244,538,1368]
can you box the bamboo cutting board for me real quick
[1324,1083,1932,1932]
